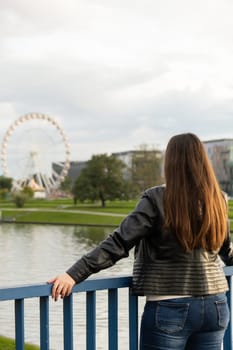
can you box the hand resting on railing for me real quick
[47,273,75,301]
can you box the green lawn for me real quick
[0,336,39,350]
[1,209,124,226]
[0,198,232,229]
[0,198,136,226]
[0,198,136,211]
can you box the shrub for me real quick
[12,192,27,208]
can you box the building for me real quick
[112,150,137,180]
[52,139,233,196]
[52,160,87,186]
[112,149,164,193]
[204,139,233,195]
[52,150,163,196]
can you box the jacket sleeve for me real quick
[218,220,233,265]
[66,191,158,283]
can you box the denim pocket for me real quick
[155,301,189,333]
[215,298,230,329]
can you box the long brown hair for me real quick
[164,133,227,252]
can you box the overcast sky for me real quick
[1,0,233,176]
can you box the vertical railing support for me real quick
[128,290,138,350]
[108,289,118,350]
[224,275,233,350]
[86,291,96,350]
[40,296,50,350]
[15,299,24,350]
[63,294,73,350]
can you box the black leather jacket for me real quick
[67,185,233,296]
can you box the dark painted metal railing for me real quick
[0,275,138,350]
[0,267,233,350]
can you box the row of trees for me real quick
[71,151,163,207]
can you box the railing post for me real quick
[224,275,233,350]
[128,290,138,350]
[63,294,73,350]
[86,291,96,350]
[40,296,50,350]
[15,299,24,350]
[108,289,118,350]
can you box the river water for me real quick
[0,224,145,349]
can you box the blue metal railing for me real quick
[0,275,138,350]
[0,267,233,350]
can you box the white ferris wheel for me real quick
[1,113,70,194]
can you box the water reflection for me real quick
[0,224,118,286]
[0,224,143,350]
[72,225,111,246]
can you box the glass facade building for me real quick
[204,139,233,196]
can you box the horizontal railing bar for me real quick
[2,267,233,301]
[0,284,52,301]
[75,275,133,293]
[0,275,133,301]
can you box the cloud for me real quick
[0,0,233,175]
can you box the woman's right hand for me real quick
[47,273,76,301]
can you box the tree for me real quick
[72,154,130,207]
[0,176,12,191]
[59,176,72,193]
[12,192,27,208]
[131,145,163,193]
[0,176,13,199]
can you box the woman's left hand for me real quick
[47,273,76,301]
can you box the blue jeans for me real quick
[140,293,230,350]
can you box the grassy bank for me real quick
[0,198,136,212]
[0,336,39,350]
[0,198,136,226]
[0,198,233,230]
[1,209,124,226]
